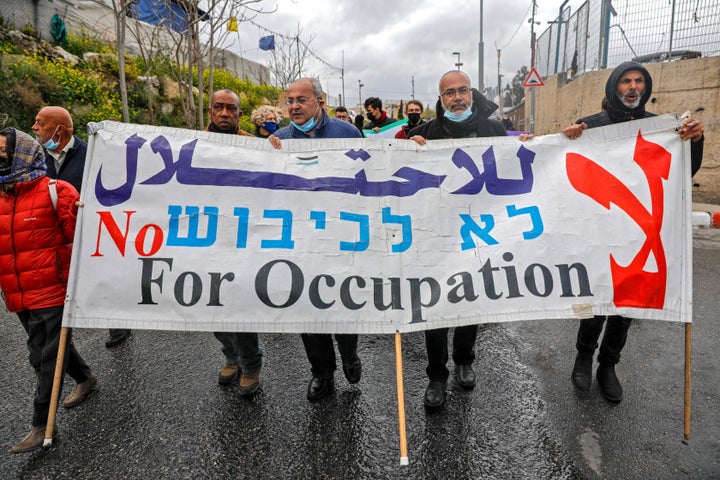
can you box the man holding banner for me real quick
[206,89,264,394]
[409,70,508,408]
[563,61,705,403]
[270,78,363,401]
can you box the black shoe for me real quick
[571,352,593,391]
[105,329,130,348]
[342,355,362,384]
[424,381,446,408]
[454,364,476,389]
[596,363,623,403]
[307,377,334,402]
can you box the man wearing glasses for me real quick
[271,78,361,143]
[408,70,508,409]
[270,78,363,402]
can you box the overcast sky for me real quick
[219,0,585,110]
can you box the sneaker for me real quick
[238,371,260,396]
[63,372,97,408]
[218,363,240,385]
[10,425,54,453]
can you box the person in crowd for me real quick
[0,128,97,453]
[206,89,254,137]
[563,61,704,403]
[408,70,508,409]
[395,100,425,139]
[206,89,263,396]
[334,106,352,123]
[32,106,132,348]
[250,105,280,138]
[363,96,397,133]
[353,114,366,137]
[269,77,363,402]
[501,116,515,131]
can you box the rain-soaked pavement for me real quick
[1,229,719,479]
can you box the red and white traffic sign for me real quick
[523,67,545,87]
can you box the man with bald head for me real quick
[32,106,132,348]
[408,70,508,409]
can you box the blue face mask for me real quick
[42,126,61,151]
[443,107,473,123]
[262,121,278,133]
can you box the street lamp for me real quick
[452,51,463,70]
[358,80,364,105]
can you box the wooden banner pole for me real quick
[394,332,409,465]
[684,322,692,440]
[44,327,69,447]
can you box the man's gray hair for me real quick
[294,77,323,98]
[438,70,472,93]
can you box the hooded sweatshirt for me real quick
[407,88,507,140]
[576,61,703,175]
[0,128,79,312]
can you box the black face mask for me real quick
[407,113,421,124]
[366,112,376,121]
[0,156,11,176]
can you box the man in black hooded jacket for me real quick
[408,70,507,409]
[563,61,705,404]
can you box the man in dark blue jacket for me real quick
[270,78,363,402]
[563,61,705,403]
[32,106,131,348]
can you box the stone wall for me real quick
[530,56,720,203]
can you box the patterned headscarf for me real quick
[0,127,47,186]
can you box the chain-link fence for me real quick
[535,0,720,79]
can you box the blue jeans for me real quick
[213,332,263,373]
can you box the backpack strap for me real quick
[48,179,58,210]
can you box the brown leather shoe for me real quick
[218,363,240,385]
[238,371,260,396]
[10,425,54,453]
[63,372,97,408]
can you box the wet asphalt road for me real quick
[1,229,719,479]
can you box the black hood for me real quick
[604,61,653,122]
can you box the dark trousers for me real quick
[576,315,632,365]
[301,333,358,379]
[425,324,478,382]
[18,306,92,427]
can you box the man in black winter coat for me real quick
[408,70,508,409]
[32,106,132,349]
[563,61,705,404]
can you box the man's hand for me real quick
[268,135,281,149]
[518,133,534,142]
[563,122,587,140]
[409,135,427,146]
[678,117,704,142]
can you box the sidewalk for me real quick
[692,202,720,228]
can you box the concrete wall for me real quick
[529,56,720,203]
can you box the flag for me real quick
[227,17,238,32]
[259,35,275,51]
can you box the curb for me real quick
[692,211,720,228]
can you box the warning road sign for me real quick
[523,67,545,87]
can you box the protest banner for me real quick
[63,114,692,333]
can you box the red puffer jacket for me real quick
[0,176,79,312]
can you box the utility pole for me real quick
[411,76,415,100]
[358,79,364,106]
[497,49,503,117]
[478,0,484,95]
[341,50,346,107]
[452,51,463,70]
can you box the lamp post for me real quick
[358,80,364,106]
[452,51,463,70]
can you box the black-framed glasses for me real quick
[441,86,471,98]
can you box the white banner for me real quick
[63,115,692,333]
